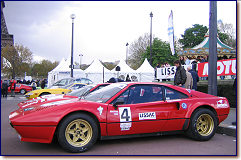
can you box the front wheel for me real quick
[185,108,217,141]
[57,113,98,153]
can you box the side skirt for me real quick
[100,130,184,140]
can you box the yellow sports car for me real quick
[24,83,86,99]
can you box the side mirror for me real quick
[113,98,125,108]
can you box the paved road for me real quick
[1,95,237,156]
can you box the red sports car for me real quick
[8,83,32,94]
[9,82,230,153]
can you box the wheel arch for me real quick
[186,105,219,127]
[54,110,101,141]
[39,92,51,96]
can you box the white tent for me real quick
[136,58,155,82]
[111,59,138,81]
[84,59,113,84]
[47,58,85,86]
[47,58,66,87]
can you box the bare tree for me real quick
[217,20,236,48]
[1,44,33,78]
[128,33,150,70]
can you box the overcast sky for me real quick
[3,1,236,64]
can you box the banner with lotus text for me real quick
[197,58,236,77]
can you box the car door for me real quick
[15,84,21,92]
[107,84,170,136]
[160,86,190,131]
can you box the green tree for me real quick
[143,38,178,67]
[179,24,230,49]
[31,60,59,78]
[179,24,208,49]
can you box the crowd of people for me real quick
[1,78,47,98]
[173,60,199,91]
[1,78,17,97]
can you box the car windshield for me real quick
[67,85,95,97]
[84,83,127,103]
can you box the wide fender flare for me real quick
[185,102,216,119]
[56,103,105,125]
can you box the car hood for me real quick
[18,94,78,110]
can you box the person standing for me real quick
[187,66,199,91]
[174,60,187,88]
[125,74,131,82]
[184,56,190,65]
[10,78,16,97]
[2,79,8,97]
[185,69,193,89]
[179,56,185,65]
[41,79,46,89]
[31,80,37,90]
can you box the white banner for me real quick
[156,65,191,79]
[168,10,175,55]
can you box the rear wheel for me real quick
[57,113,98,153]
[20,89,26,94]
[185,108,217,141]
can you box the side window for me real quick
[112,89,130,105]
[68,79,74,85]
[164,87,188,100]
[58,79,67,86]
[127,85,163,104]
[69,84,85,90]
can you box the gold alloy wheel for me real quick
[65,119,93,147]
[196,114,214,136]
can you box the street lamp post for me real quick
[208,1,217,96]
[150,12,153,66]
[126,43,129,64]
[79,54,83,68]
[70,14,76,77]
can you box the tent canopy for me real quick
[192,35,233,49]
[85,59,110,73]
[136,58,154,73]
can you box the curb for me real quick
[217,124,236,137]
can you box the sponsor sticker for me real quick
[139,112,156,120]
[217,100,228,108]
[41,100,73,107]
[120,122,132,131]
[186,89,191,93]
[110,110,118,115]
[181,103,187,109]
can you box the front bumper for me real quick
[10,122,56,143]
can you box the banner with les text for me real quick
[198,58,236,77]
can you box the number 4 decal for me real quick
[119,107,132,122]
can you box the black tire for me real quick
[20,89,26,94]
[57,113,98,153]
[39,92,50,97]
[185,108,217,141]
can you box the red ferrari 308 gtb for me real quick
[9,82,230,153]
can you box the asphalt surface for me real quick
[1,94,237,156]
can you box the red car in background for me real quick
[9,82,230,153]
[8,83,32,94]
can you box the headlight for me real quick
[26,92,34,95]
[23,107,34,112]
